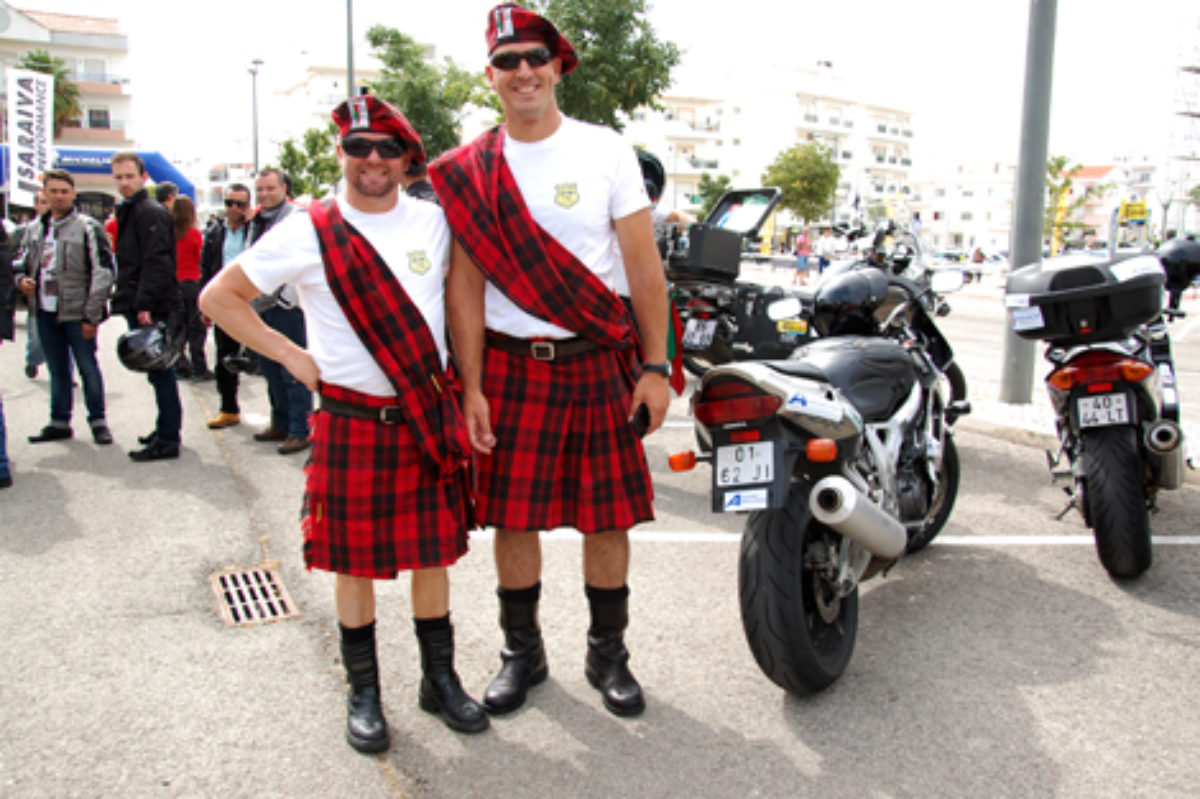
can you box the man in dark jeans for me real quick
[248,168,312,455]
[17,169,115,446]
[111,151,183,461]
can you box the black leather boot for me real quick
[416,623,489,733]
[585,587,645,717]
[483,591,548,715]
[340,628,390,754]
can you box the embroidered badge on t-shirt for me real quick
[408,250,431,275]
[554,183,579,208]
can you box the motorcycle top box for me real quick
[1005,254,1165,345]
[668,188,782,284]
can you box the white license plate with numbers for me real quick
[1077,394,1129,428]
[715,442,775,487]
[682,318,718,349]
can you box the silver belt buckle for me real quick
[378,406,403,424]
[531,341,555,361]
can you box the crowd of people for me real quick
[2,2,671,759]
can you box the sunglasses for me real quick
[341,136,407,159]
[490,46,554,71]
[224,199,248,208]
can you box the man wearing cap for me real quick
[200,95,487,753]
[431,3,670,719]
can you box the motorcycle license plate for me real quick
[1077,394,1129,428]
[715,442,775,487]
[682,318,718,349]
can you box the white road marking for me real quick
[469,529,1200,546]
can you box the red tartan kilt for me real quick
[475,344,655,534]
[302,384,471,578]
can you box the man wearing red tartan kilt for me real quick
[431,3,671,718]
[200,95,488,753]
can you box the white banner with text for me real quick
[6,68,55,207]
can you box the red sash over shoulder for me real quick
[308,199,470,479]
[429,126,634,350]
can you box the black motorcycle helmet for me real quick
[812,266,890,336]
[1158,236,1200,294]
[116,322,179,372]
[637,149,666,204]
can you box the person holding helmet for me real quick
[431,2,670,719]
[201,94,486,754]
[111,151,182,461]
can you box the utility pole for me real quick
[346,0,355,98]
[999,0,1057,403]
[249,59,263,174]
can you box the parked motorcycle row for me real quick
[655,177,1200,698]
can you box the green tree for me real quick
[18,49,81,136]
[761,143,840,223]
[1044,155,1113,246]
[696,172,732,218]
[275,122,341,200]
[365,25,492,160]
[533,0,680,130]
[1189,183,1200,211]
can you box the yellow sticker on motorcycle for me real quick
[776,319,808,334]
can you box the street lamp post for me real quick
[249,58,263,174]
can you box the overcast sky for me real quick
[14,0,1200,170]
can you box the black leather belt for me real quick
[485,331,599,361]
[320,395,404,424]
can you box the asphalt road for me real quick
[1,280,1198,798]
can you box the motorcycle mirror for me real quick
[766,296,803,321]
[930,269,965,294]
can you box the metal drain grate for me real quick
[210,566,300,626]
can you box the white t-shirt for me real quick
[487,116,650,338]
[238,194,451,397]
[38,226,59,312]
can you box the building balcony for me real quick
[75,78,129,96]
[58,120,130,145]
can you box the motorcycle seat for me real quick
[768,337,917,422]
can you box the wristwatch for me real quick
[643,361,671,378]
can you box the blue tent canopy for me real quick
[0,144,195,200]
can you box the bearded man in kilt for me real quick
[200,95,488,753]
[431,3,671,718]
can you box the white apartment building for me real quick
[0,3,133,215]
[623,65,917,237]
[910,161,1018,253]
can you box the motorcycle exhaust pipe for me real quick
[1144,419,1186,490]
[809,476,907,559]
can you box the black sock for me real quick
[585,584,629,604]
[497,582,541,604]
[339,619,376,645]
[414,613,451,634]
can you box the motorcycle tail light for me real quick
[805,439,837,462]
[729,430,762,443]
[694,379,782,426]
[668,451,696,472]
[1047,352,1154,391]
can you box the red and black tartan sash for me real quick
[429,126,634,351]
[307,199,470,479]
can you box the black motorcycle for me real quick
[1005,238,1200,578]
[666,188,810,376]
[670,219,969,694]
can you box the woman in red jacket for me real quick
[172,196,210,380]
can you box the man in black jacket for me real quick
[0,222,13,487]
[111,151,183,461]
[199,183,253,426]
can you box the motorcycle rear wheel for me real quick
[1080,426,1152,579]
[739,483,858,695]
